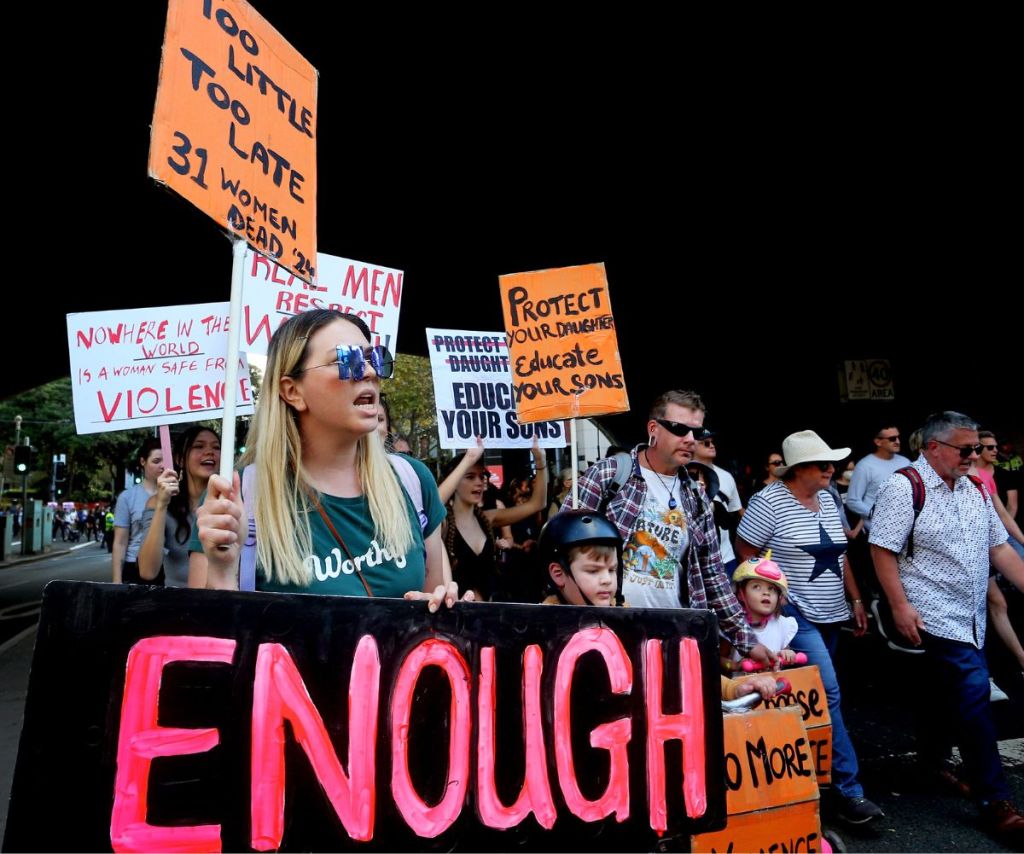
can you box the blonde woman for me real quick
[195,310,459,609]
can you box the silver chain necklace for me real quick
[645,451,679,509]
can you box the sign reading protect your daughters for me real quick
[499,263,629,423]
[149,0,317,282]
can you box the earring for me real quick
[649,433,657,448]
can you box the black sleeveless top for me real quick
[451,525,496,600]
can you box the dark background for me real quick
[9,4,1019,464]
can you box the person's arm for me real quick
[188,552,208,589]
[990,489,1024,544]
[403,527,467,610]
[695,490,768,664]
[1006,484,1019,522]
[842,554,867,636]
[735,537,760,562]
[437,438,484,504]
[484,442,548,527]
[987,578,1024,669]
[844,462,872,519]
[870,544,924,645]
[111,527,128,583]
[990,541,1024,593]
[137,470,178,581]
[198,473,244,590]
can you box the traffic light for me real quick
[14,445,31,474]
[55,461,68,482]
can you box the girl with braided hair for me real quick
[438,438,548,601]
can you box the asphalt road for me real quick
[0,547,1021,851]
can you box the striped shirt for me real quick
[737,481,850,623]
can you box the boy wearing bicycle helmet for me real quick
[539,511,780,700]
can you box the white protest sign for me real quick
[67,303,255,435]
[426,328,567,450]
[240,249,403,356]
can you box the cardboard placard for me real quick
[692,797,822,853]
[721,706,819,817]
[149,0,317,282]
[498,263,628,423]
[743,666,833,785]
[67,303,254,434]
[241,250,403,356]
[5,583,726,852]
[426,328,567,449]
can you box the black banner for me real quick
[4,581,725,852]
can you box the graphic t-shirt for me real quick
[192,456,445,598]
[621,467,691,609]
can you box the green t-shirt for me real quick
[190,456,445,598]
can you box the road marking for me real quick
[70,542,96,552]
[0,624,37,657]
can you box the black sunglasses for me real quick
[878,435,900,442]
[934,439,982,459]
[655,418,710,440]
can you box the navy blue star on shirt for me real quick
[799,523,845,582]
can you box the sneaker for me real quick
[980,800,1024,846]
[833,795,885,826]
[990,678,1009,702]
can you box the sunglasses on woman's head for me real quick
[293,345,395,381]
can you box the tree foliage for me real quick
[384,354,441,469]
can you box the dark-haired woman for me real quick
[112,437,165,584]
[138,426,221,588]
[438,439,548,601]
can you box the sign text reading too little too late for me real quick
[149,0,317,281]
[4,584,726,852]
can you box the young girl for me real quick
[723,550,799,669]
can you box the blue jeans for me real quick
[783,603,863,799]
[916,631,1009,803]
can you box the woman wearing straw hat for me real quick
[736,430,882,828]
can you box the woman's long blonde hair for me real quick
[240,310,413,587]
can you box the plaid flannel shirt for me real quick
[564,444,758,655]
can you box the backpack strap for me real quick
[238,455,427,593]
[598,452,633,513]
[388,454,428,533]
[895,466,927,558]
[239,464,258,592]
[965,474,990,503]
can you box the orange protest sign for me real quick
[691,798,822,853]
[499,263,628,423]
[721,706,819,816]
[745,666,833,785]
[149,0,317,282]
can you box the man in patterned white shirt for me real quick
[870,411,1024,845]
